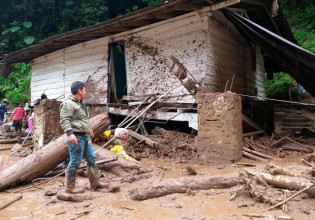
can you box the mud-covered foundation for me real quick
[196,92,242,164]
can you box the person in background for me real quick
[0,99,9,124]
[41,93,48,99]
[9,104,27,132]
[34,93,48,105]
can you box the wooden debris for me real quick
[128,129,159,148]
[242,213,293,220]
[242,130,265,137]
[245,169,315,197]
[243,147,273,160]
[243,151,269,162]
[280,143,312,153]
[0,138,20,144]
[129,173,240,201]
[268,135,289,148]
[0,196,22,210]
[265,183,315,211]
[286,137,313,151]
[266,163,305,178]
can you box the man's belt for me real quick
[73,132,87,136]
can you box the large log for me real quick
[129,173,240,200]
[0,113,110,191]
[245,169,315,197]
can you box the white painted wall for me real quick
[31,7,265,106]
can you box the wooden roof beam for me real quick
[210,0,240,11]
[119,20,152,27]
[142,13,175,20]
[174,4,203,11]
[240,0,267,6]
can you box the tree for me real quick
[0,63,31,106]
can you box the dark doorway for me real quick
[108,41,127,103]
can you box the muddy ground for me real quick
[1,137,315,220]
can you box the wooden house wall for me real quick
[31,39,108,103]
[120,11,209,103]
[245,46,266,97]
[31,7,265,105]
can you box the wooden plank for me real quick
[210,0,240,11]
[174,5,203,11]
[242,114,263,131]
[242,130,265,137]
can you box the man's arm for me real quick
[60,101,77,144]
[9,109,16,120]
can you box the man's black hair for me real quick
[71,81,86,95]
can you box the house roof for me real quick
[224,9,315,96]
[3,0,294,64]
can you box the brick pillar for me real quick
[196,93,242,164]
[33,99,63,150]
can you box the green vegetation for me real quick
[265,72,296,100]
[0,63,31,106]
[0,0,164,55]
[265,0,314,99]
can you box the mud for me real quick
[0,156,314,220]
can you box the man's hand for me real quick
[68,134,78,145]
[89,129,94,138]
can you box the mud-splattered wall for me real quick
[122,12,209,103]
[33,99,63,150]
[30,8,264,106]
[33,99,106,149]
[196,92,242,164]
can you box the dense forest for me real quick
[0,0,314,105]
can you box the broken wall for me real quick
[33,99,63,150]
[33,100,107,149]
[197,92,242,164]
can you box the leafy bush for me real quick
[265,72,297,100]
[0,63,31,107]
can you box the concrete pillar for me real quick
[196,92,242,164]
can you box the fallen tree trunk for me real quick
[0,113,110,191]
[129,173,240,200]
[245,169,315,197]
[0,138,20,144]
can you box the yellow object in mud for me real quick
[110,145,140,164]
[104,130,111,140]
[93,130,112,143]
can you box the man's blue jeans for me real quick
[67,135,96,171]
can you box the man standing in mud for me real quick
[60,81,107,194]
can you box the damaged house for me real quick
[2,0,314,163]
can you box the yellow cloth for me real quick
[110,145,140,164]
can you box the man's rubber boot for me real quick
[87,166,109,190]
[65,169,85,194]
